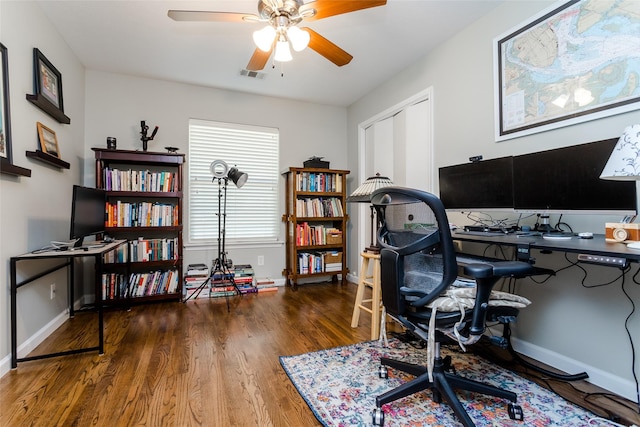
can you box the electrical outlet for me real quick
[50,283,56,300]
[257,255,265,266]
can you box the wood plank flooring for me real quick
[1,281,638,426]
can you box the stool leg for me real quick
[351,256,370,328]
[371,257,381,340]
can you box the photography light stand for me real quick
[209,175,241,311]
[182,160,248,307]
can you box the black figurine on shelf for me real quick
[140,120,158,151]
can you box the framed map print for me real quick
[495,0,640,140]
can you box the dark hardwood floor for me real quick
[1,281,638,426]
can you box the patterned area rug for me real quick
[280,338,598,426]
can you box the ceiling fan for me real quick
[168,0,387,71]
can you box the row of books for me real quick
[295,197,344,217]
[297,251,344,274]
[106,201,179,227]
[102,237,178,263]
[129,237,179,262]
[295,223,341,246]
[101,269,179,300]
[295,172,343,193]
[102,168,178,192]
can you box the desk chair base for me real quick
[372,343,523,427]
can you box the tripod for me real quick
[183,176,241,308]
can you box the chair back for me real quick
[371,187,458,317]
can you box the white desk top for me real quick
[15,240,127,259]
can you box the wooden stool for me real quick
[351,251,382,340]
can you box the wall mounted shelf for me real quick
[0,159,31,177]
[25,94,70,124]
[26,150,70,169]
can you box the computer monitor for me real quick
[512,138,637,215]
[438,156,514,212]
[70,185,106,247]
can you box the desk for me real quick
[452,231,635,382]
[452,232,640,265]
[10,240,126,368]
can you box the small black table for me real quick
[10,240,126,368]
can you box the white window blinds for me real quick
[188,119,279,244]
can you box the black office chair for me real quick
[370,187,539,427]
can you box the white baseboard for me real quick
[0,308,70,378]
[510,334,639,403]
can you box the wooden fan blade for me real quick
[247,48,272,71]
[304,28,353,67]
[302,0,386,21]
[168,10,259,23]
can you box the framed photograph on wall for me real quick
[33,48,64,111]
[495,0,640,140]
[37,122,60,158]
[1,42,12,162]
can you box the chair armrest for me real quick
[463,261,537,336]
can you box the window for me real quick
[188,119,279,245]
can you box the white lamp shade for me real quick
[274,40,293,62]
[287,26,310,52]
[347,173,394,203]
[600,124,640,180]
[253,26,276,52]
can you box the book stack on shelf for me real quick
[295,171,343,192]
[129,237,179,262]
[183,263,210,299]
[103,243,128,264]
[102,269,179,301]
[295,224,342,247]
[106,201,179,227]
[295,197,343,217]
[102,167,178,192]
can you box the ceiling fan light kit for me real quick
[253,26,276,52]
[274,39,293,62]
[168,0,387,71]
[287,26,310,52]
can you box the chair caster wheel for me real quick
[508,403,523,421]
[378,366,388,379]
[372,408,385,426]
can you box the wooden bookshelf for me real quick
[282,167,349,286]
[93,148,184,305]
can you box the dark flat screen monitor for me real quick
[438,156,514,211]
[512,138,637,215]
[70,185,106,247]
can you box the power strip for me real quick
[577,253,628,268]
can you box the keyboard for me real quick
[455,230,507,237]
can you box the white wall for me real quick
[83,70,348,281]
[347,1,640,400]
[0,1,86,366]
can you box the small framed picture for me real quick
[33,48,64,111]
[1,42,11,162]
[37,122,60,158]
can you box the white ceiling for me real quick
[36,0,504,107]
